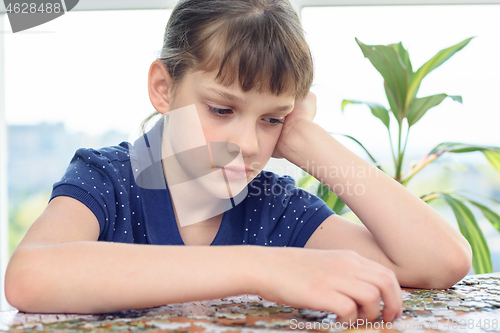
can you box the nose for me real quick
[227,122,260,157]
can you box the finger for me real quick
[345,253,401,321]
[356,263,402,322]
[336,280,382,322]
[282,288,359,324]
[322,291,359,324]
[396,307,403,318]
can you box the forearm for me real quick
[283,120,471,284]
[6,242,264,313]
[7,242,405,323]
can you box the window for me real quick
[302,5,500,147]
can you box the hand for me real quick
[257,247,402,324]
[272,91,317,159]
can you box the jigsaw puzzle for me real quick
[0,274,499,332]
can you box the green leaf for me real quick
[297,173,316,190]
[393,42,413,75]
[461,197,500,233]
[428,142,500,155]
[449,95,463,103]
[332,197,346,214]
[317,183,346,213]
[426,143,500,174]
[483,150,500,173]
[420,192,440,204]
[406,94,463,127]
[341,99,391,129]
[355,38,409,122]
[384,82,401,123]
[317,183,331,202]
[439,192,492,274]
[407,37,474,106]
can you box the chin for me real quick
[194,170,249,200]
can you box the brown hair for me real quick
[142,0,314,132]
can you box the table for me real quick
[1,273,499,332]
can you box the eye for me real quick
[264,117,285,126]
[207,106,232,117]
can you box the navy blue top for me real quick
[50,120,335,247]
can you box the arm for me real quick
[5,196,402,322]
[276,93,472,289]
[5,197,258,313]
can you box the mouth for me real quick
[215,166,252,180]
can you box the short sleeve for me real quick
[50,146,130,239]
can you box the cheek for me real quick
[196,106,224,143]
[259,130,281,155]
[199,123,222,146]
[169,105,207,154]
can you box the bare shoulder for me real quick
[16,196,100,250]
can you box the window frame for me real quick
[3,0,500,13]
[0,12,8,312]
[2,0,500,311]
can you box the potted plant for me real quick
[299,37,500,274]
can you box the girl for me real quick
[5,0,472,324]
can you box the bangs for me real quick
[191,12,313,100]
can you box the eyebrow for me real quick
[205,87,294,113]
[206,87,245,104]
[272,104,295,113]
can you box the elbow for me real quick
[6,246,112,314]
[401,241,472,290]
[5,249,29,311]
[447,241,473,286]
[436,238,473,289]
[420,242,472,290]
[430,249,472,290]
[5,248,48,312]
[5,274,30,313]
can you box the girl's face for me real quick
[165,69,296,184]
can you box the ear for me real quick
[148,60,174,115]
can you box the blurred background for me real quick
[1,1,499,310]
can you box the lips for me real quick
[215,166,252,180]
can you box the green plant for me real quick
[300,37,500,274]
